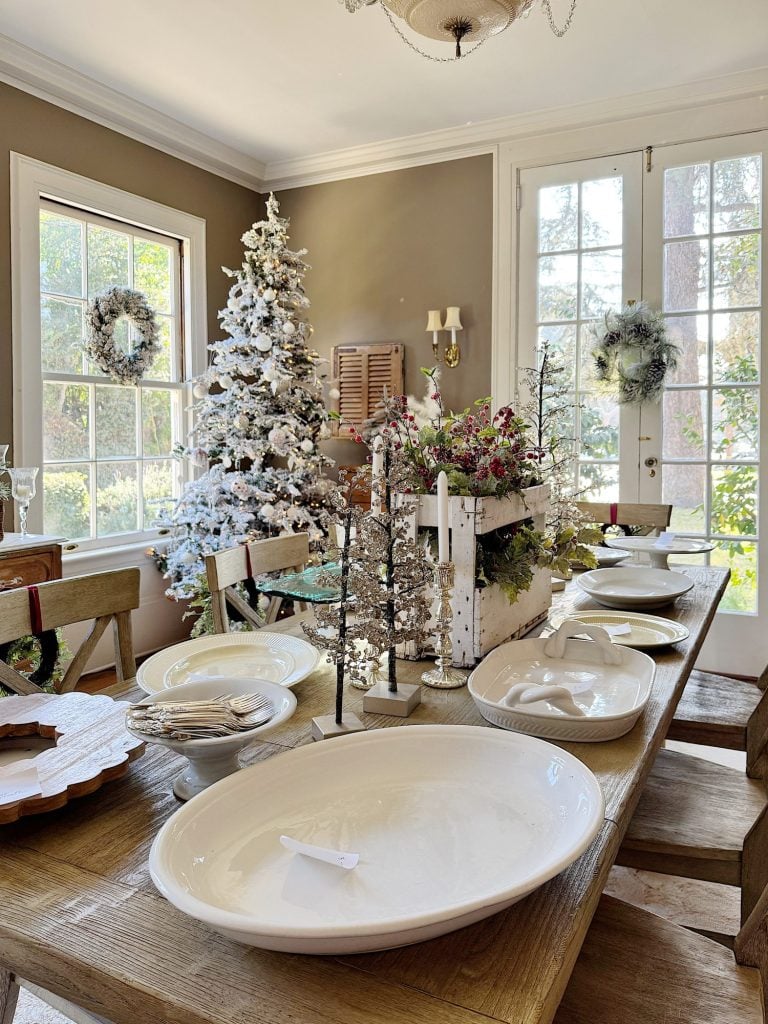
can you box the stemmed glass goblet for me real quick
[8,467,39,538]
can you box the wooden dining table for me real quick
[0,565,729,1024]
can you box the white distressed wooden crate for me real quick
[400,485,551,668]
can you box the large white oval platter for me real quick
[548,610,690,649]
[149,725,604,954]
[577,567,693,609]
[136,633,320,695]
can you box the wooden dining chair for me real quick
[576,501,672,534]
[554,887,768,1023]
[205,534,310,634]
[616,749,768,926]
[0,568,140,695]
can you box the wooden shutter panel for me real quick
[331,343,404,436]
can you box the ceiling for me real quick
[0,0,766,174]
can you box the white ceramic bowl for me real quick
[128,676,297,800]
[577,566,694,609]
[468,622,656,742]
[149,725,604,954]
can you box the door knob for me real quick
[644,456,658,477]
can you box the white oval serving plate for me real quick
[577,566,693,609]
[149,725,604,954]
[468,622,656,742]
[136,632,320,695]
[549,609,689,649]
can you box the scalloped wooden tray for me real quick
[0,692,145,824]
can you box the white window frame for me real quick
[10,153,207,553]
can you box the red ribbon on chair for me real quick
[27,585,43,634]
[609,502,618,526]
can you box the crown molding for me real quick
[266,65,768,191]
[0,34,267,191]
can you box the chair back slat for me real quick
[576,502,672,533]
[0,568,140,645]
[735,868,768,994]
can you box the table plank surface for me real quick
[0,566,728,1024]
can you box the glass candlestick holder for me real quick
[8,467,38,537]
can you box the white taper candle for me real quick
[437,470,450,564]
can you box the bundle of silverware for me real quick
[127,693,276,740]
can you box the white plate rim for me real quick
[577,567,694,601]
[149,725,605,941]
[548,610,689,648]
[136,632,320,694]
[604,536,715,556]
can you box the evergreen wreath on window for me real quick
[85,286,160,385]
[592,301,679,404]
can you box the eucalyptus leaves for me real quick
[593,301,679,404]
[85,286,160,385]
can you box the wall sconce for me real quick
[425,307,463,368]
[426,310,444,362]
[444,307,463,368]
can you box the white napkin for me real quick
[0,764,42,803]
[604,622,632,636]
[654,531,677,549]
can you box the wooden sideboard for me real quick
[0,534,63,592]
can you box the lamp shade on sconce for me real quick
[426,310,444,332]
[444,307,463,331]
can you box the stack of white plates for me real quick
[137,633,320,695]
[577,567,693,610]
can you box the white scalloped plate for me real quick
[137,633,320,695]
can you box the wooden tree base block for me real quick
[363,683,421,717]
[311,713,366,741]
[0,692,145,824]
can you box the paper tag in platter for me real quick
[0,764,43,803]
[604,623,632,636]
[654,532,677,549]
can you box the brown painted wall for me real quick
[278,155,494,467]
[0,81,262,453]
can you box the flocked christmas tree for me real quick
[159,194,332,603]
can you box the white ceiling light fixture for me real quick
[338,0,577,61]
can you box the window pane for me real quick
[87,317,129,378]
[711,541,758,613]
[662,389,707,459]
[144,315,173,382]
[40,210,82,297]
[578,463,618,502]
[95,386,137,459]
[712,388,759,460]
[663,240,709,312]
[581,249,622,318]
[538,253,578,321]
[43,383,89,462]
[664,163,709,237]
[713,311,760,383]
[44,464,90,540]
[538,324,577,387]
[142,460,176,527]
[87,224,130,297]
[41,296,84,374]
[710,464,758,538]
[714,156,761,233]
[580,395,619,459]
[97,462,138,536]
[581,177,622,248]
[538,184,578,253]
[665,315,707,386]
[142,389,174,456]
[663,464,706,533]
[134,238,173,314]
[579,322,600,389]
[712,234,760,309]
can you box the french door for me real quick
[518,132,768,674]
